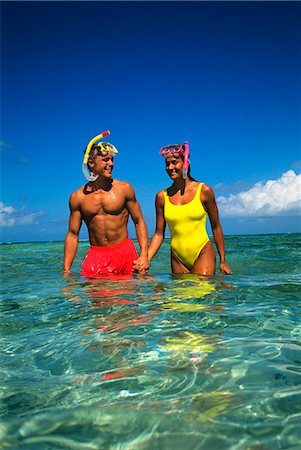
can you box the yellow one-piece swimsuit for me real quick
[163,183,209,269]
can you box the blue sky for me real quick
[1,1,300,243]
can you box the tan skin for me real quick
[63,152,149,275]
[148,154,232,276]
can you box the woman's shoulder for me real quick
[156,187,168,196]
[198,181,208,189]
[200,183,215,201]
[200,182,213,192]
[155,189,167,205]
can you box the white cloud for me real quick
[0,202,45,227]
[16,157,29,166]
[0,140,11,149]
[217,170,301,217]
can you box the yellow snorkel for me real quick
[82,130,111,181]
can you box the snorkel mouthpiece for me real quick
[82,130,111,181]
[182,141,189,179]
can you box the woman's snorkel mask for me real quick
[159,141,190,179]
[82,130,118,181]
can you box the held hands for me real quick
[220,261,232,275]
[62,268,72,278]
[133,256,149,274]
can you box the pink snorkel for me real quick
[182,141,190,179]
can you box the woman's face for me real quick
[164,155,184,180]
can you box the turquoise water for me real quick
[1,234,301,449]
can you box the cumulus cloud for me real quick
[0,141,29,165]
[16,157,29,166]
[0,140,11,149]
[217,170,301,217]
[0,202,45,227]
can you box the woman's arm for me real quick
[148,191,166,261]
[202,184,232,275]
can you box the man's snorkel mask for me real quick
[159,141,190,179]
[82,130,118,181]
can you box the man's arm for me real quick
[63,193,82,274]
[202,185,232,275]
[126,184,149,273]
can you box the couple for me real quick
[63,137,232,277]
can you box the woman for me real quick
[148,142,232,275]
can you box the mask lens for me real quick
[96,143,114,156]
[102,143,112,151]
[97,150,109,156]
[160,144,183,156]
[96,142,118,156]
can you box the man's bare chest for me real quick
[81,191,126,217]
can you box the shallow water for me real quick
[0,234,301,449]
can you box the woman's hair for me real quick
[178,153,192,177]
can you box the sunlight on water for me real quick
[0,235,301,449]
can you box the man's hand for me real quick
[62,268,71,277]
[133,256,149,274]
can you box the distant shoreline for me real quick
[1,232,300,245]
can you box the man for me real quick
[63,141,149,276]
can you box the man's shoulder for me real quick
[113,179,131,187]
[112,179,136,202]
[69,185,86,201]
[71,184,86,195]
[113,179,134,192]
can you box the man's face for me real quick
[93,153,115,178]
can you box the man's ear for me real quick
[87,157,94,171]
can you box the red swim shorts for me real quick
[80,238,138,276]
